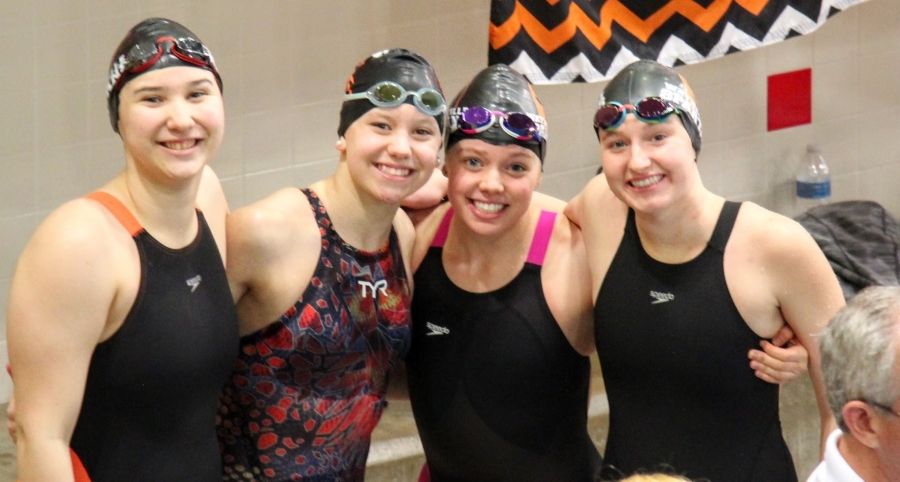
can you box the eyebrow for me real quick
[132,78,213,95]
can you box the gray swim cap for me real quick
[599,60,702,154]
[447,64,547,162]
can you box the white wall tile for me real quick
[829,171,859,204]
[855,109,900,171]
[0,153,35,218]
[293,100,343,165]
[763,32,814,75]
[0,214,41,280]
[88,0,141,20]
[0,89,35,158]
[34,84,90,148]
[241,108,295,175]
[0,31,35,91]
[292,159,341,192]
[858,0,900,56]
[812,58,859,123]
[0,2,34,33]
[538,166,598,202]
[810,117,858,176]
[34,0,86,27]
[857,51,900,112]
[812,5,857,65]
[242,167,299,206]
[220,176,245,210]
[35,20,89,88]
[215,113,245,180]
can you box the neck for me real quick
[839,432,897,482]
[312,172,400,251]
[633,187,724,263]
[446,205,538,267]
[108,168,201,248]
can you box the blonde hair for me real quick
[620,475,692,482]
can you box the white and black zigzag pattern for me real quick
[488,0,869,84]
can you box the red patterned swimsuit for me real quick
[218,189,412,482]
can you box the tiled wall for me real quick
[0,0,896,417]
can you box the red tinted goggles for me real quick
[108,36,217,93]
[593,97,680,131]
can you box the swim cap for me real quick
[599,60,702,154]
[447,64,547,162]
[338,49,445,137]
[107,18,222,133]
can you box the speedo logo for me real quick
[186,274,202,293]
[426,322,449,336]
[650,290,674,304]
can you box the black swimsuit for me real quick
[408,208,601,482]
[595,201,797,482]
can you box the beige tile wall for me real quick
[0,0,896,404]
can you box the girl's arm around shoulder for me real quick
[543,203,596,356]
[227,188,320,332]
[410,202,453,274]
[392,208,417,292]
[9,200,133,481]
[745,204,843,450]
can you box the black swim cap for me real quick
[446,64,547,162]
[337,49,445,137]
[107,18,222,133]
[599,60,702,154]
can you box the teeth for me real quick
[163,140,197,150]
[378,165,411,177]
[631,174,663,188]
[474,201,504,213]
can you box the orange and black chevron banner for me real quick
[489,0,869,84]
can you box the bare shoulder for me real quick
[24,198,132,265]
[228,187,316,255]
[392,208,416,260]
[565,173,624,229]
[532,191,567,213]
[735,202,819,258]
[9,197,135,339]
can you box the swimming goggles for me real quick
[451,106,546,142]
[593,97,681,131]
[108,36,218,93]
[344,81,446,117]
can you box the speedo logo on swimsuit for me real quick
[186,274,202,293]
[426,322,450,336]
[650,290,674,304]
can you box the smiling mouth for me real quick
[630,174,664,188]
[472,200,505,214]
[377,164,412,177]
[161,140,199,150]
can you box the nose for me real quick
[478,167,504,194]
[387,131,411,160]
[166,98,195,132]
[628,142,652,171]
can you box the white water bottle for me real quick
[795,144,831,213]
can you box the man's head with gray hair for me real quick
[820,286,900,431]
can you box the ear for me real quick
[440,163,448,177]
[843,401,881,449]
[335,137,347,153]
